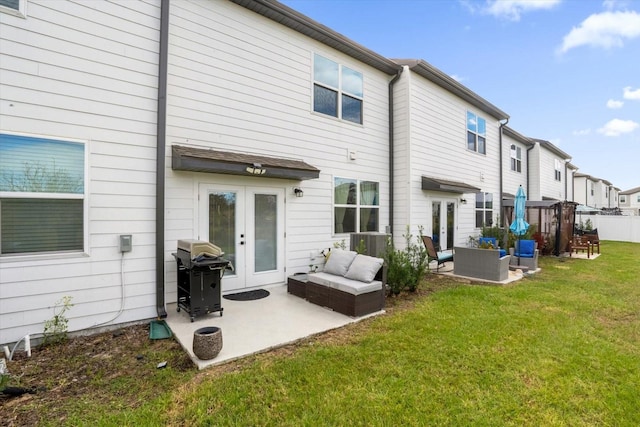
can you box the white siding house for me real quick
[528,139,571,202]
[619,186,640,216]
[391,59,509,250]
[502,126,531,199]
[0,0,162,344]
[162,0,401,299]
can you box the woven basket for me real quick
[192,326,223,360]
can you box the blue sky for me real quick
[281,0,640,192]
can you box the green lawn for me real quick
[79,242,640,425]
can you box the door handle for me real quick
[240,241,245,245]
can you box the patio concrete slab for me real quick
[165,284,383,370]
[428,259,534,285]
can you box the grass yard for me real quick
[4,241,639,426]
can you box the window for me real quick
[554,159,562,181]
[475,192,493,228]
[620,195,626,203]
[334,177,379,234]
[0,0,26,17]
[314,54,363,124]
[590,183,594,196]
[637,195,640,203]
[466,111,486,154]
[510,144,522,172]
[0,133,85,255]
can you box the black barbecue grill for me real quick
[172,240,229,322]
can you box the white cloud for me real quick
[623,86,640,100]
[558,11,640,53]
[573,128,592,136]
[597,118,639,136]
[607,99,624,109]
[484,0,561,21]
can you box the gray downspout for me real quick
[388,68,403,237]
[526,145,535,197]
[498,119,508,227]
[156,0,169,318]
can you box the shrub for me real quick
[383,226,428,295]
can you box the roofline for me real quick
[620,186,640,195]
[229,0,402,76]
[503,126,534,146]
[531,138,571,160]
[393,59,509,120]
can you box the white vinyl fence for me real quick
[577,215,640,243]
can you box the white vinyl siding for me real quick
[164,0,391,301]
[0,0,160,345]
[392,68,502,247]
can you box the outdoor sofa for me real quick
[453,246,511,282]
[304,249,385,317]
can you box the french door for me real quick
[198,184,285,292]
[432,200,456,250]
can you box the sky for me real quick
[281,0,640,191]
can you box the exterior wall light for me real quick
[246,163,266,175]
[294,187,304,197]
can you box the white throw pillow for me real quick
[323,249,357,276]
[344,254,383,283]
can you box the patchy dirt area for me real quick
[0,276,454,426]
[0,324,193,426]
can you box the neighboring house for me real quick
[574,173,617,209]
[391,59,509,250]
[619,187,640,216]
[565,163,578,203]
[502,126,532,199]
[527,139,572,202]
[1,0,163,345]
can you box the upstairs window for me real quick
[475,192,493,228]
[0,133,85,255]
[334,177,379,234]
[510,144,522,172]
[467,111,486,154]
[620,195,626,203]
[314,54,363,124]
[590,182,594,196]
[554,159,562,181]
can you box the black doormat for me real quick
[223,289,270,301]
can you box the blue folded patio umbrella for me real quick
[509,186,530,265]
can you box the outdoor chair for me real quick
[509,239,539,270]
[570,235,591,258]
[422,236,453,272]
[583,229,600,254]
[478,237,507,257]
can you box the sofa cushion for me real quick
[344,254,383,283]
[323,249,357,276]
[308,272,382,295]
[515,240,535,257]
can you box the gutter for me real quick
[156,0,169,319]
[388,68,403,237]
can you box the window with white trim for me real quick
[475,192,493,228]
[313,54,363,124]
[620,195,626,203]
[0,0,26,17]
[0,133,85,255]
[510,144,522,172]
[334,177,379,234]
[637,195,640,202]
[554,159,562,181]
[467,111,486,154]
